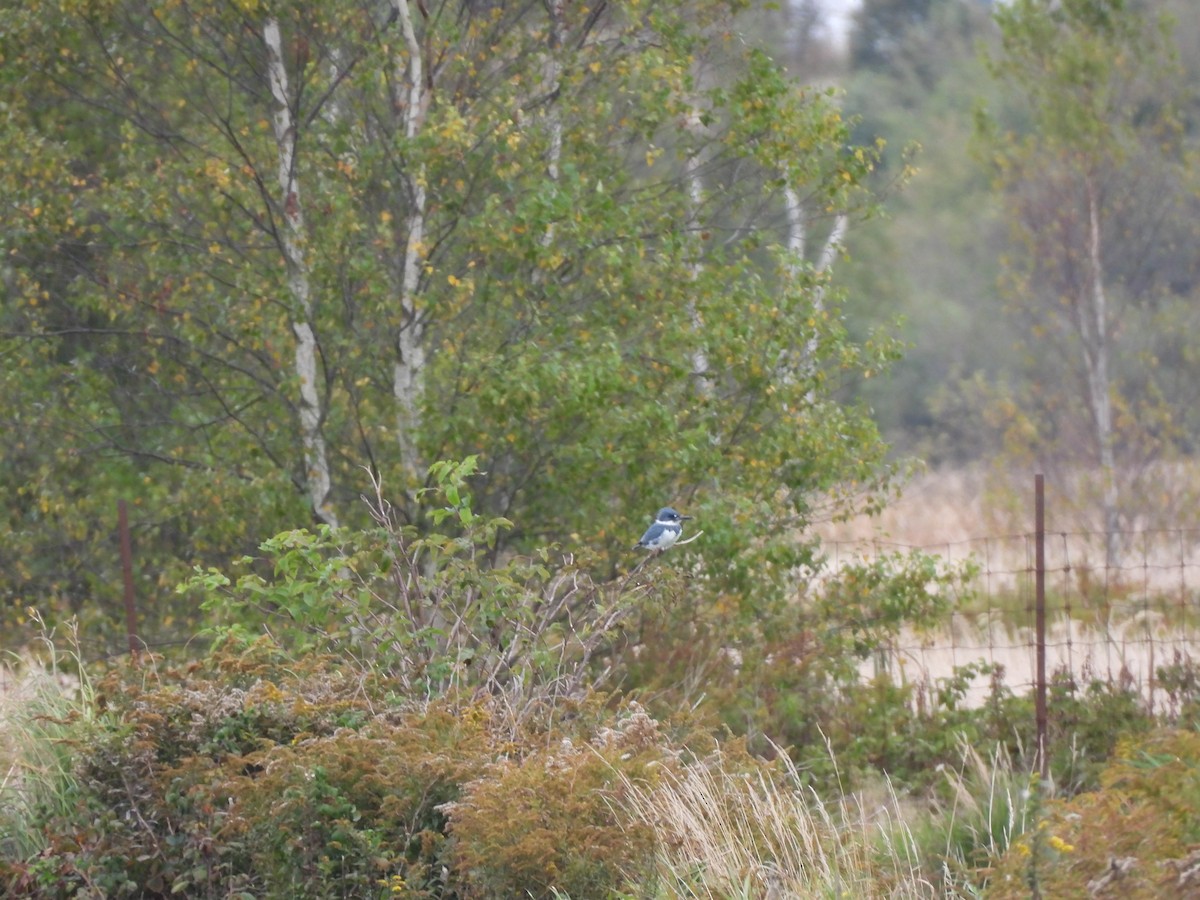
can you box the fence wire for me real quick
[827,527,1200,714]
[7,522,1200,720]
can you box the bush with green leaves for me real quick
[185,457,660,704]
[617,547,987,785]
[182,461,1012,796]
[986,728,1200,899]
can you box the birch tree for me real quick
[264,17,338,527]
[388,0,429,485]
[0,0,902,636]
[981,0,1190,557]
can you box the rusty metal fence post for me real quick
[118,499,140,662]
[1035,474,1048,781]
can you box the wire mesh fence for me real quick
[7,481,1200,747]
[829,523,1200,715]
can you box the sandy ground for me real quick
[820,468,1200,709]
[869,617,1200,711]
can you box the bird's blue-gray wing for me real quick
[637,523,665,547]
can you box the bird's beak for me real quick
[680,515,693,521]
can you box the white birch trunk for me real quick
[783,184,806,263]
[390,0,428,483]
[1082,174,1120,563]
[809,211,848,366]
[785,180,846,378]
[684,110,711,394]
[816,213,848,277]
[323,47,346,126]
[264,19,338,527]
[541,0,565,249]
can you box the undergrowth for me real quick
[0,613,92,865]
[4,462,1200,896]
[0,643,943,898]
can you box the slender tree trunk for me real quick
[323,47,346,126]
[684,110,711,395]
[390,0,428,485]
[817,214,848,277]
[540,0,564,248]
[783,184,806,262]
[1081,173,1119,563]
[784,182,846,377]
[264,18,338,527]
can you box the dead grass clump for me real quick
[620,742,937,898]
[0,618,89,864]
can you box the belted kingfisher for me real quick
[634,507,693,552]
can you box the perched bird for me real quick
[634,507,693,552]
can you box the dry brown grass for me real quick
[619,746,938,898]
[817,467,1200,708]
[815,466,998,548]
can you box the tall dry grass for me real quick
[0,614,89,862]
[619,742,941,899]
[614,733,1044,899]
[913,739,1039,895]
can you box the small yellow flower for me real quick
[1048,835,1075,853]
[377,873,406,893]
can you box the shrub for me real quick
[444,704,671,899]
[0,645,710,898]
[186,459,661,708]
[1042,666,1154,794]
[167,708,494,898]
[987,729,1200,899]
[1,644,443,898]
[627,549,980,789]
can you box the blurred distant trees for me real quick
[828,0,1200,537]
[979,0,1200,543]
[836,0,1007,463]
[851,0,936,72]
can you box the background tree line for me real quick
[832,0,1200,544]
